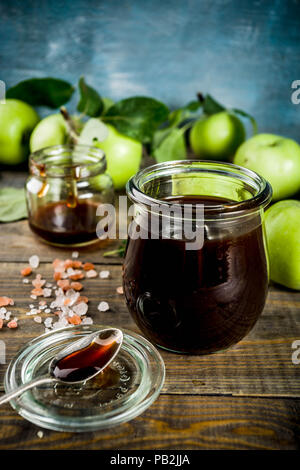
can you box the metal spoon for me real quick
[0,328,123,406]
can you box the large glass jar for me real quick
[26,144,114,246]
[123,160,272,354]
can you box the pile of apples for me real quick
[1,98,300,291]
[0,99,142,190]
[190,111,300,291]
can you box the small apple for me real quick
[91,123,142,190]
[234,134,300,200]
[0,99,39,165]
[190,111,245,160]
[30,113,67,152]
[265,200,300,290]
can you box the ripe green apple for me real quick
[95,124,142,190]
[190,111,245,160]
[265,200,300,290]
[30,113,67,152]
[0,99,39,164]
[234,134,300,201]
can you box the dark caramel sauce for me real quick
[123,195,268,354]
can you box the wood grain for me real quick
[0,262,299,398]
[0,395,298,450]
[0,194,299,449]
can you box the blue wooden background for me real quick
[1,0,299,139]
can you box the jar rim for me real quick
[29,144,106,178]
[126,160,272,217]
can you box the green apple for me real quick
[190,111,245,160]
[0,99,39,164]
[30,113,67,152]
[95,124,142,190]
[265,200,300,290]
[234,134,300,200]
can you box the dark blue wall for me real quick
[1,0,300,139]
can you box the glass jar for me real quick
[26,144,114,247]
[123,160,272,354]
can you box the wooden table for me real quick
[0,172,299,450]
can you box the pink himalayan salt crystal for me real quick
[116,286,124,295]
[7,320,18,328]
[86,269,97,278]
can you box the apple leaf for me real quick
[152,100,201,150]
[0,187,27,222]
[103,97,169,143]
[102,97,115,114]
[6,78,75,108]
[231,108,258,135]
[153,128,186,163]
[202,94,225,115]
[77,77,104,117]
[168,100,202,127]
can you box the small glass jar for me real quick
[123,160,272,354]
[26,144,114,247]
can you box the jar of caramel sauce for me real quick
[123,160,272,354]
[26,144,114,246]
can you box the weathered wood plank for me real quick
[0,395,298,450]
[0,219,124,264]
[0,262,299,397]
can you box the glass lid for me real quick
[4,324,165,432]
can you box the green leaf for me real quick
[169,100,202,127]
[103,240,127,258]
[77,77,103,117]
[103,97,169,143]
[7,78,75,108]
[152,127,172,150]
[0,187,27,222]
[202,94,225,115]
[152,101,201,150]
[231,108,258,135]
[153,128,186,163]
[102,97,115,114]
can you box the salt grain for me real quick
[86,269,97,278]
[29,255,39,269]
[43,288,52,297]
[99,270,110,279]
[23,278,29,284]
[116,286,124,295]
[73,302,88,316]
[81,317,93,325]
[5,311,11,320]
[30,295,37,300]
[34,316,42,323]
[72,251,79,258]
[44,308,51,314]
[44,318,53,328]
[37,431,44,439]
[98,301,110,312]
[0,308,7,320]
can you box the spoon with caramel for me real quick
[0,328,123,405]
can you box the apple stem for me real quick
[197,92,205,103]
[60,106,79,144]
